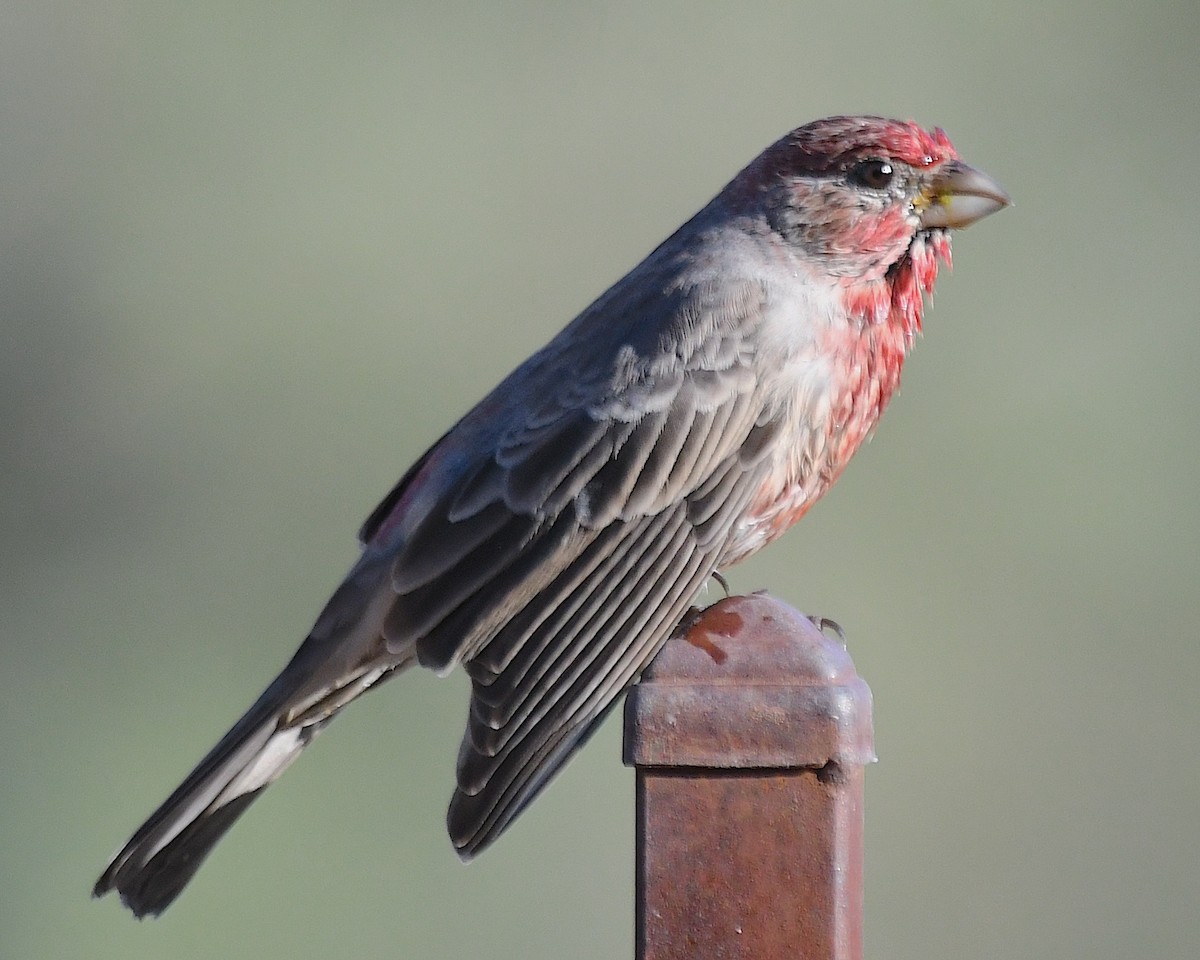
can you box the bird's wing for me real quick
[373,276,785,855]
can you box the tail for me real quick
[93,637,413,917]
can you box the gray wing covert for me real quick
[378,281,784,856]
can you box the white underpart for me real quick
[132,725,306,866]
[134,724,277,863]
[757,253,844,403]
[762,262,844,441]
[219,727,309,801]
[731,250,848,558]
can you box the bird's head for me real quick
[730,115,1010,336]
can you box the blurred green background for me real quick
[3,2,1198,958]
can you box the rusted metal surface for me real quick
[624,594,874,960]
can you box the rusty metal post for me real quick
[623,594,875,960]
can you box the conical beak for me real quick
[919,160,1012,230]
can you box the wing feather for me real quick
[448,439,772,850]
[622,397,697,517]
[389,509,589,672]
[369,277,778,853]
[465,507,686,740]
[499,412,614,514]
[465,516,692,763]
[448,521,717,854]
[466,520,635,681]
[572,410,670,528]
[467,517,662,694]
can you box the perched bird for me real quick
[94,115,1009,917]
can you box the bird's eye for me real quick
[849,159,895,190]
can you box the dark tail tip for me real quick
[93,789,263,918]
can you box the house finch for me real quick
[94,115,1008,917]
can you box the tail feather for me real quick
[92,675,324,918]
[98,788,265,918]
[94,554,416,917]
[94,648,413,917]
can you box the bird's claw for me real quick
[809,616,847,644]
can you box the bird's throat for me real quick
[824,230,952,468]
